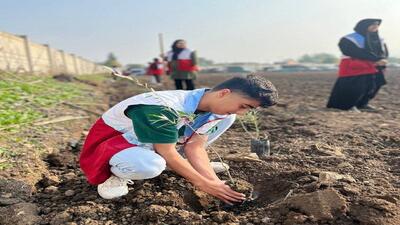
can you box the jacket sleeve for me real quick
[338,38,382,62]
[384,43,389,58]
[191,51,198,66]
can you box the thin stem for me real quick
[238,117,256,140]
[253,116,260,139]
[209,145,236,184]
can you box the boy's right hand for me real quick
[153,143,245,205]
[197,180,246,205]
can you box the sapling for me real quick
[238,109,270,158]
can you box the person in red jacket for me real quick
[165,39,198,90]
[327,18,388,112]
[147,58,164,84]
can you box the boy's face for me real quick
[211,89,260,115]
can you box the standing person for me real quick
[147,58,164,85]
[166,39,198,90]
[327,18,388,112]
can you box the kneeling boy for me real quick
[79,74,278,204]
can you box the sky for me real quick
[1,0,399,65]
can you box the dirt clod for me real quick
[0,203,40,225]
[286,188,347,221]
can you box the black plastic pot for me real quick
[250,138,270,158]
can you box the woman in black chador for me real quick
[327,18,388,112]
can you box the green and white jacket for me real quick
[102,88,236,147]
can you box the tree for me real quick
[103,53,122,68]
[298,54,313,63]
[198,57,214,67]
[299,53,339,64]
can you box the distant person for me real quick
[327,18,388,112]
[166,39,198,90]
[147,58,164,85]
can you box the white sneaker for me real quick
[348,106,361,113]
[210,162,230,174]
[97,175,133,199]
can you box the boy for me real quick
[79,74,278,204]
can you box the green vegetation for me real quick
[77,73,110,84]
[298,53,339,64]
[102,52,122,68]
[0,72,104,171]
[238,109,261,139]
[0,147,15,170]
[0,75,82,129]
[198,57,214,67]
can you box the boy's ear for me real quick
[218,88,231,97]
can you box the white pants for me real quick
[110,146,166,180]
[109,115,235,180]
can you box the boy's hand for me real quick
[197,179,246,205]
[154,143,245,204]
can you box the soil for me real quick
[0,71,399,225]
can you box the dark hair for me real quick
[354,18,381,36]
[171,39,185,60]
[171,39,184,48]
[212,74,278,107]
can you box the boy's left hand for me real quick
[197,179,246,205]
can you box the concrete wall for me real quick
[0,31,103,75]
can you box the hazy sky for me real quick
[1,0,399,64]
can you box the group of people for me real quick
[79,18,389,205]
[152,18,389,112]
[146,39,198,90]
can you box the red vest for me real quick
[148,62,164,75]
[338,57,377,77]
[338,33,378,77]
[167,49,198,72]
